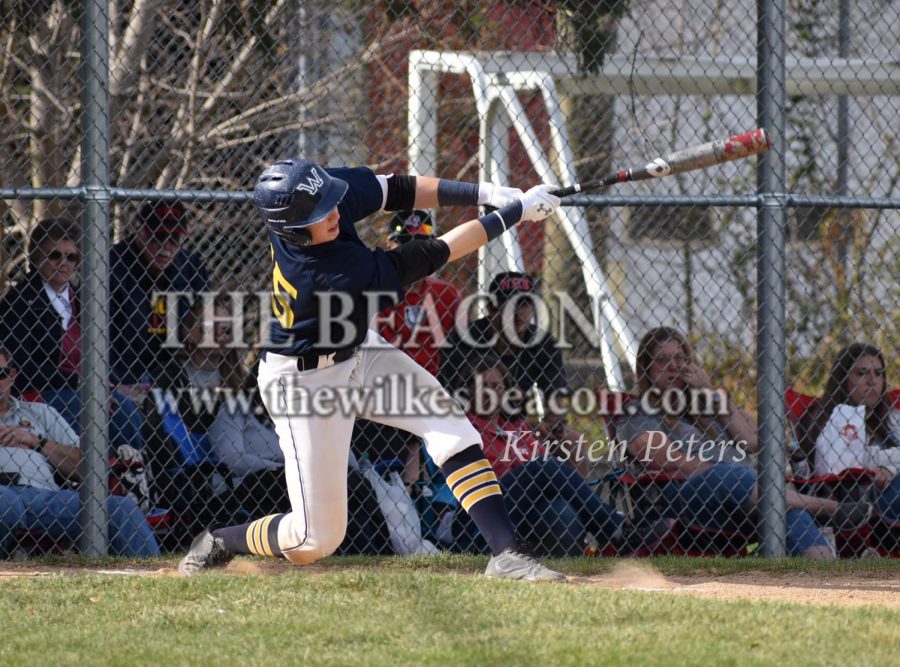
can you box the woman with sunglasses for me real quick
[614,327,874,558]
[0,218,143,453]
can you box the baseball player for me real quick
[179,158,564,581]
[351,210,461,484]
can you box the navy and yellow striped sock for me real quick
[213,514,284,557]
[441,445,516,555]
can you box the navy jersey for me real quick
[267,166,404,355]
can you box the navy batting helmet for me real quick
[253,158,348,246]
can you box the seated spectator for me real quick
[614,327,873,559]
[109,201,210,392]
[178,294,241,430]
[350,418,419,485]
[0,218,142,452]
[800,343,900,524]
[378,209,461,377]
[136,296,241,547]
[178,295,280,513]
[438,271,570,437]
[452,353,673,557]
[0,346,159,557]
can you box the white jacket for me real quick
[814,404,900,475]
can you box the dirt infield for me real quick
[2,560,898,609]
[571,563,900,610]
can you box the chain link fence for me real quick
[0,0,897,561]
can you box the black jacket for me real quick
[109,239,210,386]
[0,271,79,393]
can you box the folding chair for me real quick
[142,388,247,551]
[599,389,753,557]
[785,388,900,558]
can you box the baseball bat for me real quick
[551,128,772,198]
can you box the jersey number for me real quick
[271,261,298,328]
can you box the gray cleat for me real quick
[484,547,566,582]
[178,528,234,576]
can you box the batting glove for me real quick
[478,182,524,209]
[518,184,561,222]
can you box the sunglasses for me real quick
[147,233,183,247]
[652,354,690,366]
[0,367,14,379]
[47,250,81,263]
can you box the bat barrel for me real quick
[549,128,771,197]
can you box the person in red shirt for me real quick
[377,209,461,377]
[453,353,674,556]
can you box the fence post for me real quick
[756,0,788,558]
[79,0,111,557]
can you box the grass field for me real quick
[2,555,898,667]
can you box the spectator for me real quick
[452,353,673,557]
[0,346,159,557]
[800,343,900,523]
[438,271,569,437]
[136,295,240,546]
[109,201,210,391]
[378,209,461,377]
[614,327,873,559]
[0,218,142,452]
[178,294,242,432]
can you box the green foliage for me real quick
[551,0,629,72]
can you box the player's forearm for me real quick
[439,221,488,262]
[438,185,560,262]
[440,199,527,262]
[426,178,527,211]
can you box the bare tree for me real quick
[0,0,409,288]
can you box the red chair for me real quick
[890,389,900,409]
[785,388,818,435]
[594,389,750,557]
[785,388,900,558]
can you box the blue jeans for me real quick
[0,485,160,557]
[662,463,829,557]
[450,459,624,556]
[874,474,900,523]
[502,459,624,546]
[41,388,143,451]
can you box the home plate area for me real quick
[2,560,898,609]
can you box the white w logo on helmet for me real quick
[295,168,324,195]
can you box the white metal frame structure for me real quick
[407,49,899,390]
[408,50,636,390]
